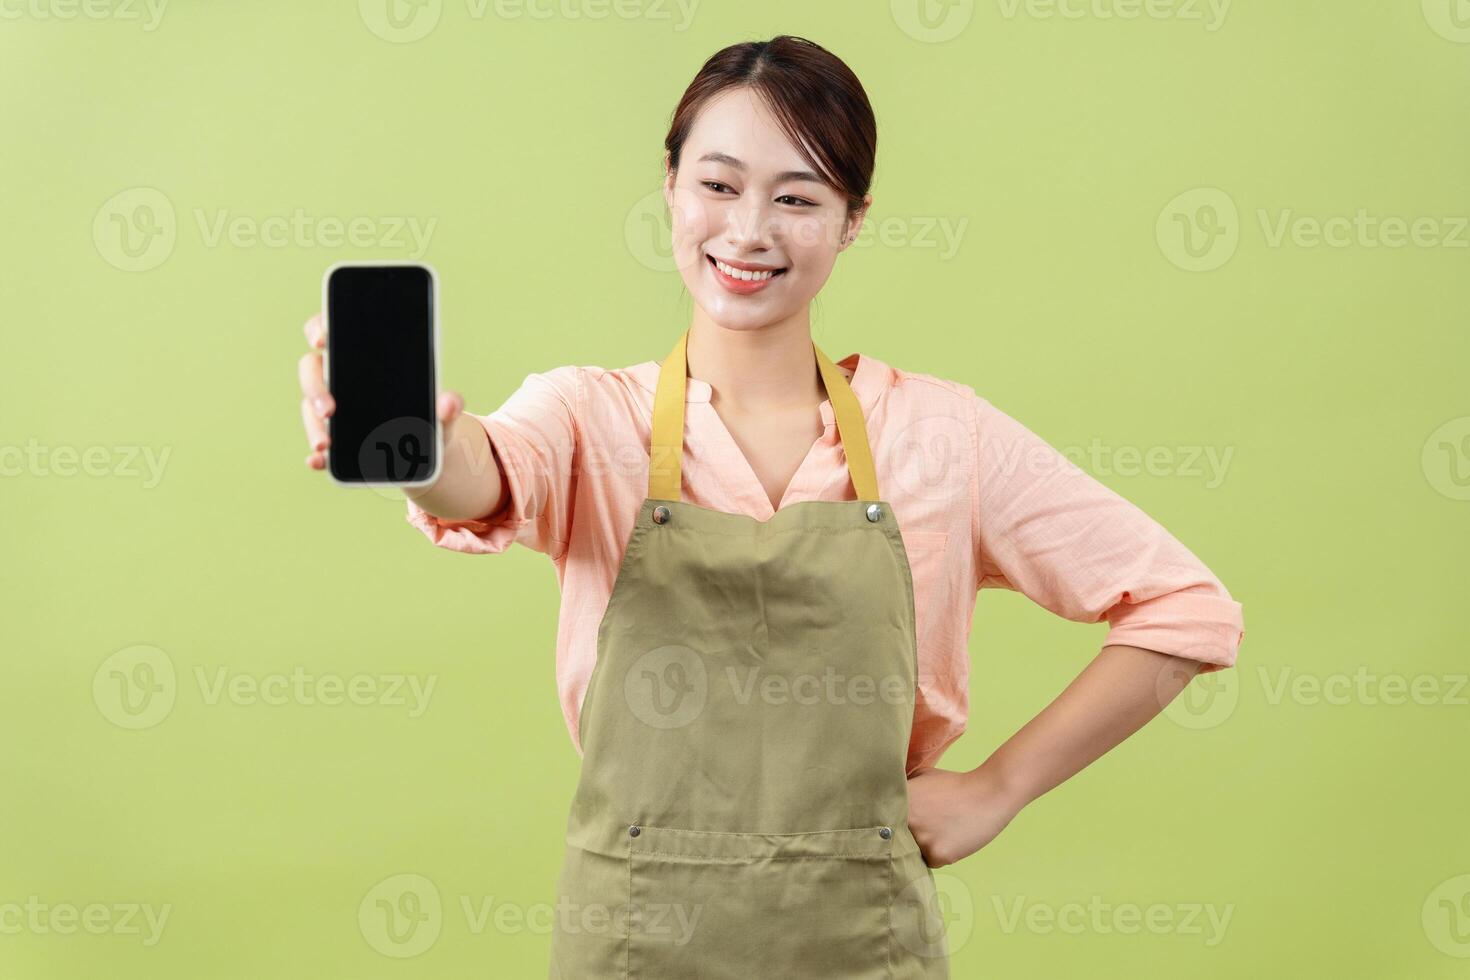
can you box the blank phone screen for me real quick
[326,265,437,484]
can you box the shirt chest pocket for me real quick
[899,530,950,650]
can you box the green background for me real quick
[4,1,1468,977]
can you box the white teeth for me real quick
[713,258,780,282]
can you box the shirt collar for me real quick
[630,349,884,426]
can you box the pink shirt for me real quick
[406,350,1245,774]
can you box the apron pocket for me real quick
[627,823,893,980]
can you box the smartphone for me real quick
[322,261,441,488]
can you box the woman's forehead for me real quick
[684,90,809,169]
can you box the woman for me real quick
[297,35,1243,979]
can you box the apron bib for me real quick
[549,329,949,979]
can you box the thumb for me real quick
[437,390,464,426]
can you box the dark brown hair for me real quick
[664,36,877,216]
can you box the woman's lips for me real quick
[708,254,786,294]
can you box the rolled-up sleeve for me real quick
[970,395,1243,671]
[405,365,579,559]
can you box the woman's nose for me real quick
[722,197,777,248]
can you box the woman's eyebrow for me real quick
[696,151,825,185]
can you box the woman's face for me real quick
[663,87,868,332]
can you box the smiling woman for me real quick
[293,32,1244,980]
[659,36,875,328]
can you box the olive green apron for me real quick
[549,329,950,978]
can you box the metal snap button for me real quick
[878,826,892,840]
[652,506,670,525]
[629,825,641,837]
[865,503,882,523]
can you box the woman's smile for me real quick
[707,253,788,294]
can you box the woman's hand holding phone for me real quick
[297,311,506,521]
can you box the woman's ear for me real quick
[842,194,873,249]
[661,154,676,208]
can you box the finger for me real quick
[297,351,333,416]
[437,390,463,424]
[303,312,326,350]
[301,398,329,452]
[305,450,326,470]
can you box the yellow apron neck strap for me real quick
[648,329,880,502]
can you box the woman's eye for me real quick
[699,182,814,207]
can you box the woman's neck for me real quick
[685,311,825,414]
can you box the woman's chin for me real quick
[694,297,798,331]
